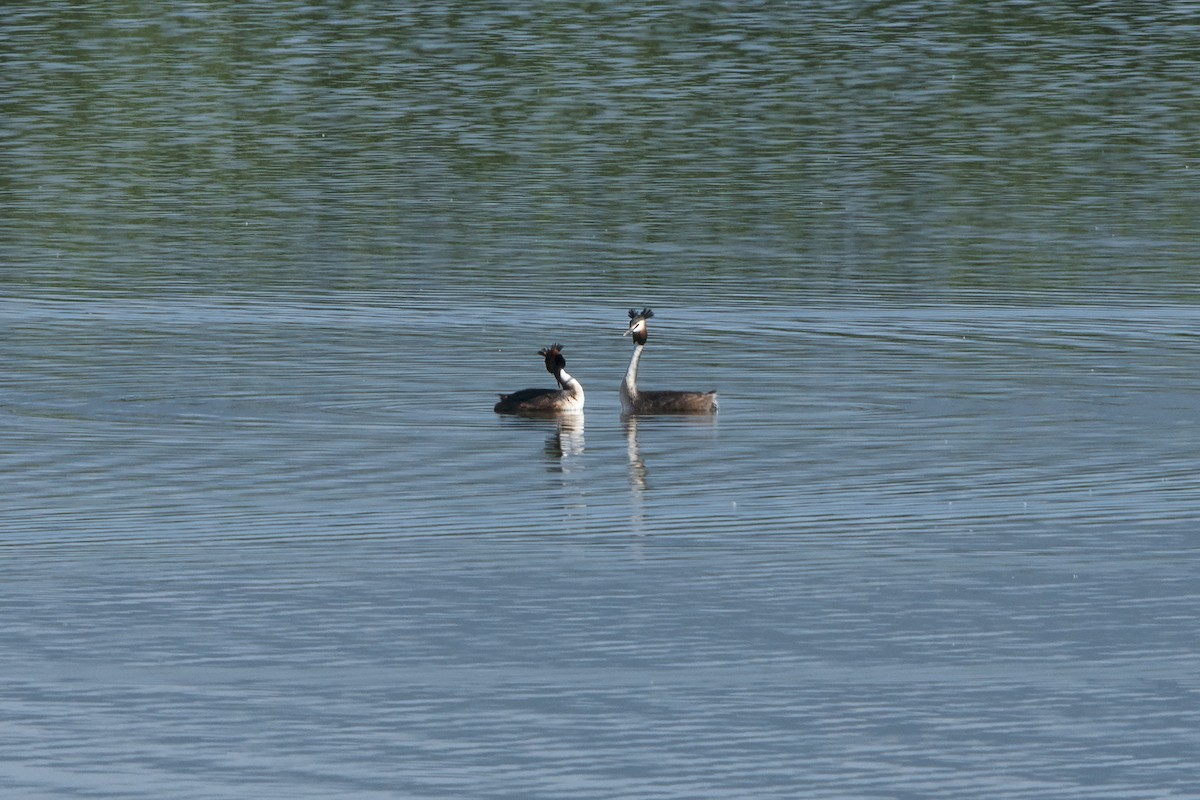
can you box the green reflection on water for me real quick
[4,2,1199,298]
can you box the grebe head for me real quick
[538,343,567,383]
[623,308,653,346]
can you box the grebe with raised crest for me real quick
[494,343,585,415]
[620,308,717,415]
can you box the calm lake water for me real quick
[4,2,1200,798]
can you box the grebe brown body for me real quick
[620,308,717,415]
[494,344,585,415]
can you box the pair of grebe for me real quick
[494,308,717,416]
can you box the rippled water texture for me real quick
[3,3,1200,798]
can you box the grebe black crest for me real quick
[494,343,585,415]
[621,308,717,415]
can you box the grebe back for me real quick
[620,308,717,415]
[494,343,585,415]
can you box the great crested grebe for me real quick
[621,308,717,415]
[494,343,585,415]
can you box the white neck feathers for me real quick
[620,343,643,412]
[557,368,585,409]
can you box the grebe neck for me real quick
[620,342,643,412]
[557,367,585,409]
